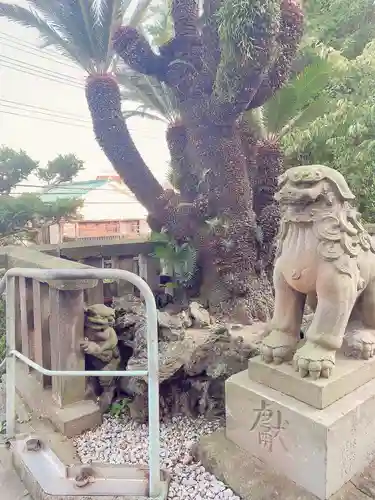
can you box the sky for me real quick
[0,0,170,192]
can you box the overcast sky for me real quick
[0,0,170,191]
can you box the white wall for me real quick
[79,184,148,221]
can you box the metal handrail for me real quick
[0,267,161,498]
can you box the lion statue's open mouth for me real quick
[261,164,375,380]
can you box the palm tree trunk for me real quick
[109,0,304,322]
[85,74,203,241]
[180,101,274,322]
[85,74,165,215]
[166,122,200,202]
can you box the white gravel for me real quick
[74,414,241,500]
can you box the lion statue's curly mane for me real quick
[276,165,375,278]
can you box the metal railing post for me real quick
[5,276,16,438]
[0,268,162,498]
[143,278,160,497]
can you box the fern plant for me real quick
[109,397,130,418]
[150,231,197,287]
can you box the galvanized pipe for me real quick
[5,276,16,440]
[11,350,148,378]
[0,268,161,498]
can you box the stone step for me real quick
[12,436,170,500]
[0,444,31,500]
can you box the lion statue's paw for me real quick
[343,325,375,360]
[293,341,335,379]
[260,330,298,365]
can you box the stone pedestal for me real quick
[226,357,375,500]
[248,352,375,409]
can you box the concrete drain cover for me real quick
[11,437,169,499]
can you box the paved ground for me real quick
[0,379,5,422]
[193,430,373,500]
[0,444,31,500]
[0,379,32,500]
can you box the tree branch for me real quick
[249,0,304,109]
[159,0,203,99]
[112,26,167,80]
[188,0,223,99]
[209,0,281,122]
[166,122,200,202]
[171,0,199,37]
[85,75,165,215]
[86,74,201,239]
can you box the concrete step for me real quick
[0,444,32,500]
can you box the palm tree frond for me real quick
[279,94,331,138]
[264,55,332,135]
[91,0,130,25]
[118,66,179,122]
[9,0,138,71]
[90,0,133,69]
[0,2,90,69]
[127,0,154,27]
[123,108,167,122]
[144,0,173,47]
[28,0,98,62]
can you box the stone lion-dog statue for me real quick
[261,164,375,379]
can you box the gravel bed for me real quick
[74,414,241,500]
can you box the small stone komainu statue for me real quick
[80,304,120,412]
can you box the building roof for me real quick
[40,179,108,203]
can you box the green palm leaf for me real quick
[279,94,332,138]
[264,55,332,135]
[0,0,178,122]
[128,0,154,27]
[0,0,153,73]
[118,66,179,123]
[30,0,98,61]
[0,2,90,68]
[91,0,132,68]
[144,0,173,47]
[123,107,168,123]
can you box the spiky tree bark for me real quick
[89,0,304,323]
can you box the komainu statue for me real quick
[81,304,119,411]
[261,165,375,379]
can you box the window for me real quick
[130,220,140,234]
[103,257,113,269]
[104,221,120,233]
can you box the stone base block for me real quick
[248,353,375,409]
[15,362,101,437]
[226,370,375,500]
[193,430,372,500]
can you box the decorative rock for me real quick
[113,296,258,422]
[115,312,139,331]
[180,310,193,329]
[189,302,211,328]
[159,327,185,342]
[158,311,186,341]
[230,324,243,331]
[158,311,184,330]
[113,295,145,316]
